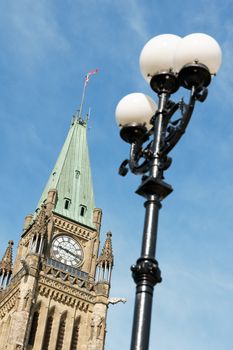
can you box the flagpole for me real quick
[79,76,87,119]
[78,69,98,120]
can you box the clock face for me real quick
[51,235,83,267]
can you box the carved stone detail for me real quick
[97,232,113,265]
[16,345,22,350]
[31,204,49,237]
[38,275,96,305]
[22,234,31,247]
[0,288,20,319]
[108,297,127,305]
[53,216,97,240]
[41,262,95,292]
[89,315,105,340]
[9,268,25,287]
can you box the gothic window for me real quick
[70,317,80,350]
[28,311,39,346]
[31,235,37,253]
[31,234,41,254]
[55,312,67,350]
[36,236,41,253]
[80,205,87,217]
[64,198,71,210]
[43,311,54,350]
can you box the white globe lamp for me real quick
[139,34,181,93]
[115,93,157,143]
[174,33,222,89]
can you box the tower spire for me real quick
[37,118,95,228]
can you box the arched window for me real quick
[28,311,39,346]
[56,312,67,350]
[79,205,87,217]
[70,317,80,350]
[31,234,37,253]
[43,308,54,350]
[64,198,71,210]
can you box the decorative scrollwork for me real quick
[119,85,208,179]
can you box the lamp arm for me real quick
[161,87,198,156]
[162,100,180,125]
[118,138,153,176]
[128,141,152,175]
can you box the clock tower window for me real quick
[70,317,80,350]
[56,312,67,350]
[28,311,39,347]
[64,198,71,210]
[42,308,54,350]
[80,205,87,217]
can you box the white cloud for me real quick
[179,0,233,105]
[0,1,70,71]
[115,0,150,41]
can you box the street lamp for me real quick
[115,33,222,350]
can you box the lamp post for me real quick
[115,33,222,350]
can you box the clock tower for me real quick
[0,116,114,350]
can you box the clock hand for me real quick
[59,246,70,254]
[58,246,78,259]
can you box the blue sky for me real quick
[0,1,233,349]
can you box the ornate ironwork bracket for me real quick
[118,85,209,187]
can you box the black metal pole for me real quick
[130,92,169,350]
[130,195,161,350]
[119,65,211,350]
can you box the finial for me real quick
[0,240,14,272]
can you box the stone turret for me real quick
[96,232,114,284]
[0,240,14,289]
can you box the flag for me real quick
[85,69,99,86]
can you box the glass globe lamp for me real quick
[174,33,222,89]
[139,34,181,93]
[115,93,157,143]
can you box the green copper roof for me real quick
[37,117,95,228]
